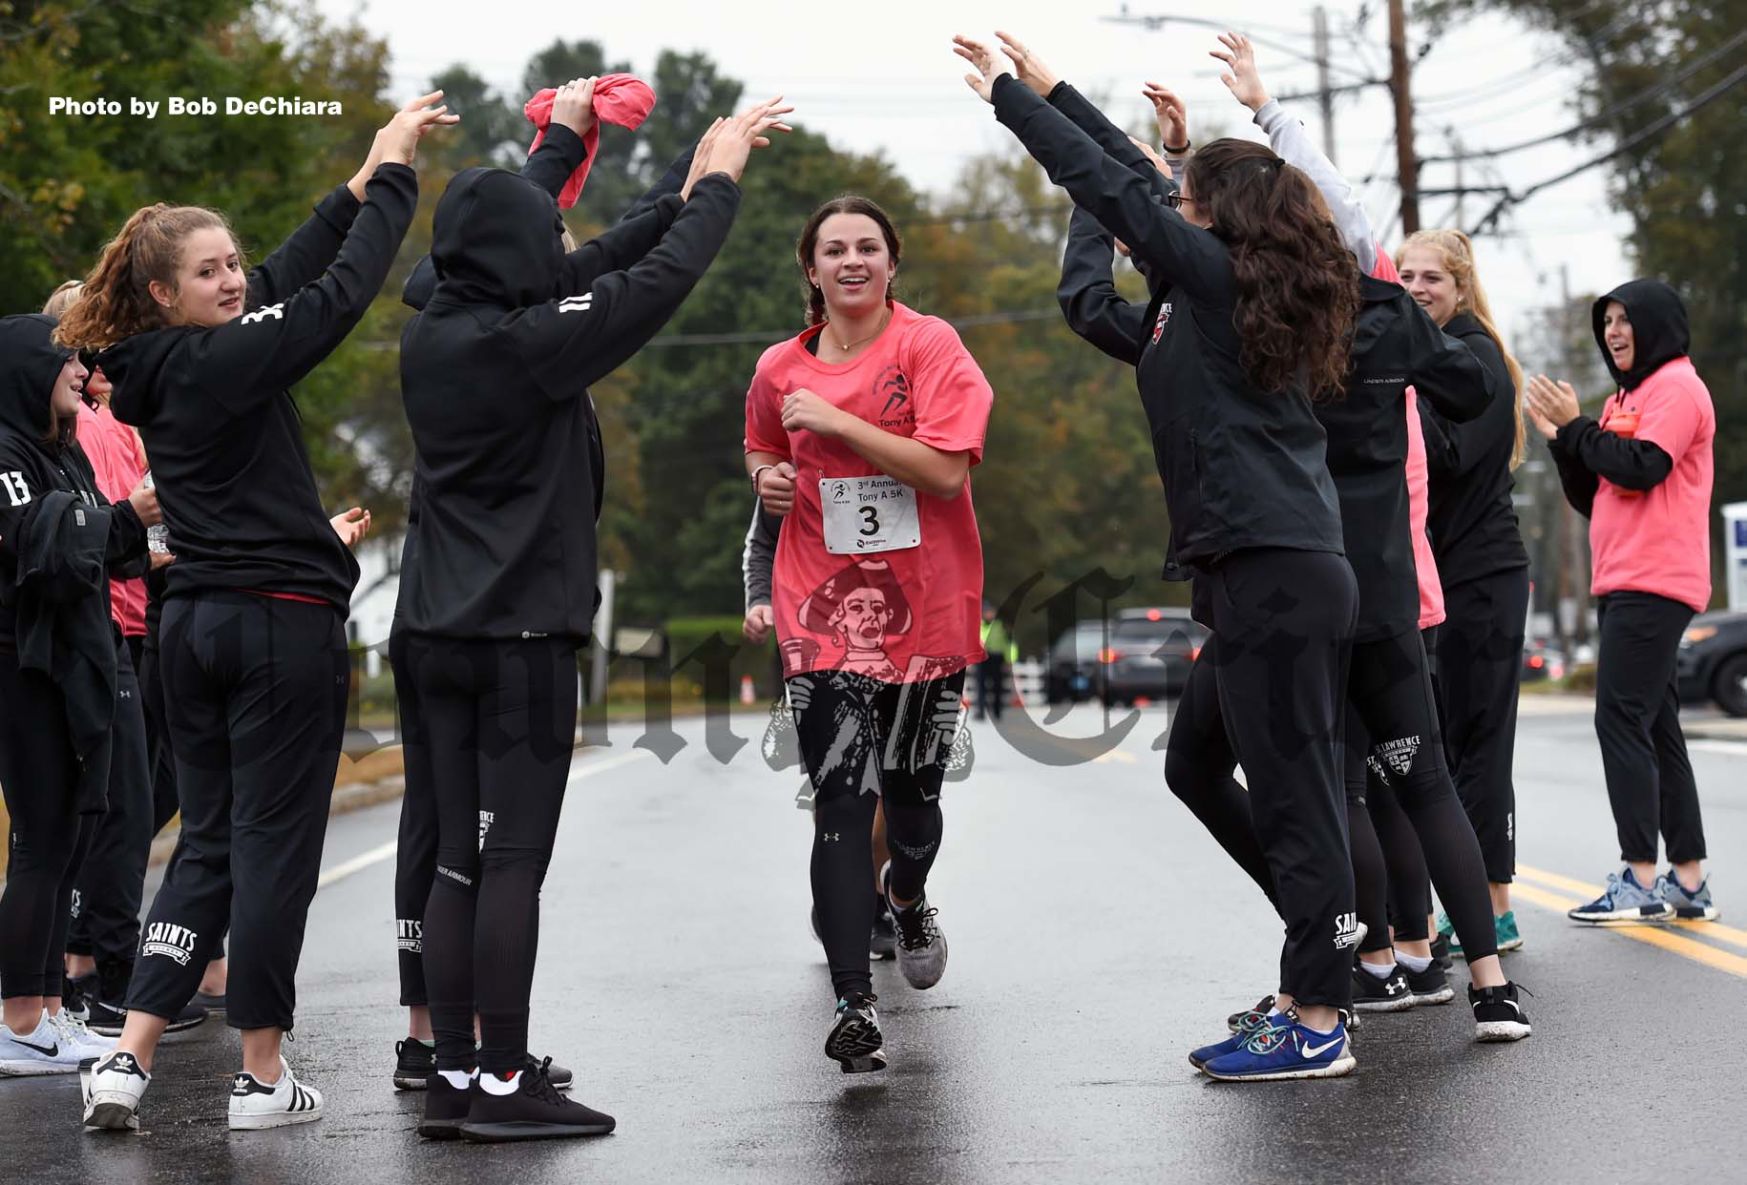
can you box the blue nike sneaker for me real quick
[1567,867,1673,924]
[1201,1014,1355,1082]
[1190,1004,1283,1069]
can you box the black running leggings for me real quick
[790,668,965,1003]
[1343,628,1497,961]
[388,627,436,1008]
[0,652,97,1001]
[402,634,579,1075]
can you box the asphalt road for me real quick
[2,696,1743,1184]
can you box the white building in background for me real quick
[348,532,403,677]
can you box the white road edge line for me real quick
[314,748,655,890]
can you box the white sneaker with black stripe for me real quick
[228,1056,323,1130]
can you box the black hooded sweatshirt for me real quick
[102,163,419,611]
[994,74,1344,573]
[396,167,741,640]
[1547,279,1687,518]
[1061,218,1488,638]
[0,314,150,811]
[1417,312,1531,582]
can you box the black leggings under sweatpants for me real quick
[1342,628,1495,962]
[790,668,965,1003]
[400,633,579,1075]
[0,652,97,1001]
[127,592,348,1031]
[389,628,436,1007]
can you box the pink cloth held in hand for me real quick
[523,74,657,209]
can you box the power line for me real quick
[643,308,1064,349]
[1469,59,1747,236]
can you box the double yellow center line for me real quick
[1514,863,1747,979]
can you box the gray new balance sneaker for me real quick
[1567,867,1673,924]
[1657,871,1721,921]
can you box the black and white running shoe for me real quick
[1469,982,1532,1042]
[228,1056,323,1130]
[1226,995,1276,1034]
[1352,965,1415,1012]
[459,1059,614,1142]
[83,1050,151,1131]
[418,1071,474,1140]
[1403,961,1455,1006]
[870,898,898,961]
[825,991,886,1074]
[394,1039,436,1090]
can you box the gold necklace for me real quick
[828,308,891,353]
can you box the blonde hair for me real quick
[1397,228,1526,469]
[54,204,245,350]
[42,280,83,318]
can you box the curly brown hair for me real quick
[1184,139,1360,398]
[53,204,244,351]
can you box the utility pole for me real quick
[1448,127,1465,226]
[1388,0,1419,233]
[1313,6,1336,165]
[1559,263,1591,652]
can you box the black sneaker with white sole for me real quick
[1469,982,1531,1042]
[418,1072,474,1139]
[870,899,898,961]
[459,1060,614,1142]
[825,991,886,1074]
[1352,965,1415,1012]
[1403,961,1455,1006]
[394,1039,436,1090]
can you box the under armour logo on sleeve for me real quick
[558,293,594,314]
[240,302,286,325]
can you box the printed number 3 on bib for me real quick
[820,475,922,555]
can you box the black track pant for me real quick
[1204,548,1356,1010]
[790,668,965,1003]
[1436,569,1528,884]
[65,635,154,1001]
[127,592,347,1031]
[1595,592,1705,864]
[0,652,97,1000]
[402,634,579,1075]
[137,633,183,836]
[389,627,436,1006]
[1344,628,1497,962]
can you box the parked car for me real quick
[1521,639,1566,683]
[1046,619,1112,705]
[1100,608,1208,706]
[1677,609,1747,717]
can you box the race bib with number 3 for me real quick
[820,475,922,555]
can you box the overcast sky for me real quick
[316,0,1635,356]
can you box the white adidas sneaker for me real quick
[0,1012,86,1076]
[84,1049,151,1130]
[228,1056,323,1130]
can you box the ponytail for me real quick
[1397,228,1527,469]
[54,204,242,350]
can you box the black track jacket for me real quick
[396,166,740,640]
[104,164,420,611]
[995,74,1344,573]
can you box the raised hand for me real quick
[952,35,1007,104]
[550,76,598,139]
[1142,83,1190,149]
[1128,134,1172,179]
[1211,31,1270,112]
[995,30,1060,97]
[376,90,460,168]
[702,98,794,183]
[681,118,725,200]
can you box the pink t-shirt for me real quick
[74,399,148,636]
[744,302,993,683]
[1589,356,1714,612]
[1404,388,1445,629]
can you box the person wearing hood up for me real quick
[397,86,788,1143]
[37,283,211,1043]
[55,92,454,1135]
[386,78,698,1100]
[1526,280,1720,925]
[0,315,157,1077]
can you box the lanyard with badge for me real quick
[820,474,921,554]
